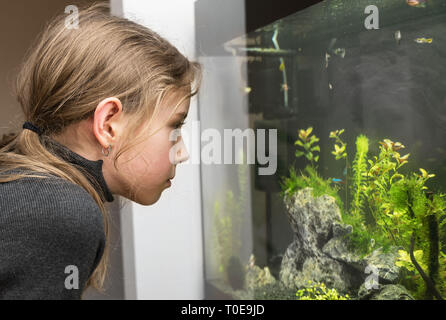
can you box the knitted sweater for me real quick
[0,138,114,299]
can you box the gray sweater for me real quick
[0,138,114,299]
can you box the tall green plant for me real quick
[363,139,410,240]
[351,135,369,219]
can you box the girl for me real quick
[0,2,201,299]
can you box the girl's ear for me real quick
[93,97,124,149]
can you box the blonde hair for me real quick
[0,1,201,296]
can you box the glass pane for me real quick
[197,0,446,300]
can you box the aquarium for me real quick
[195,0,446,300]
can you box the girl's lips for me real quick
[166,179,172,187]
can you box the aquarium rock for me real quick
[245,263,276,290]
[280,188,359,294]
[279,187,413,299]
[284,188,342,244]
[358,283,414,300]
[322,224,364,270]
[363,247,402,284]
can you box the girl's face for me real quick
[115,92,190,205]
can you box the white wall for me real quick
[112,0,204,300]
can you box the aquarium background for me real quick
[196,0,446,299]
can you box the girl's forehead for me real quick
[165,90,191,111]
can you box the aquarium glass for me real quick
[196,0,446,300]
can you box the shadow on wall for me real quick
[0,0,106,136]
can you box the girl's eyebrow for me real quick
[175,112,188,120]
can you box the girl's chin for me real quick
[138,196,160,206]
[131,182,172,206]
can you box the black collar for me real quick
[43,138,115,203]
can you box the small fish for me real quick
[332,178,345,184]
[333,48,346,58]
[325,52,331,68]
[415,37,433,44]
[281,83,289,92]
[243,86,252,94]
[279,61,285,71]
[395,30,402,45]
[329,83,333,90]
[406,0,427,8]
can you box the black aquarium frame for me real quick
[195,0,323,56]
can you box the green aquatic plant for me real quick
[282,165,344,214]
[287,127,342,211]
[213,189,244,281]
[213,198,233,274]
[396,249,428,272]
[283,128,446,298]
[295,127,320,167]
[295,281,350,300]
[212,152,248,283]
[329,129,349,209]
[329,129,347,160]
[351,135,369,219]
[358,138,412,249]
[386,178,423,246]
[365,139,409,213]
[387,177,445,299]
[340,211,392,257]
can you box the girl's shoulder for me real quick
[0,168,104,231]
[0,169,106,299]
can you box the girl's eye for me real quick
[175,121,186,129]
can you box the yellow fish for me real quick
[415,37,433,43]
[279,61,285,71]
[407,0,427,8]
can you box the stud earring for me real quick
[102,145,111,157]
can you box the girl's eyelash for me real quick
[175,121,186,129]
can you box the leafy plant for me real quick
[329,129,347,160]
[329,129,349,210]
[295,127,320,167]
[296,281,350,300]
[396,249,428,272]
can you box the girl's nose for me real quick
[175,137,189,164]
